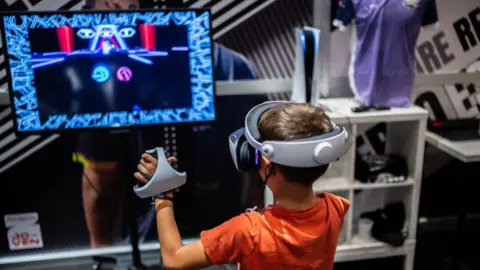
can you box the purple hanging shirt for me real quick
[333,0,438,107]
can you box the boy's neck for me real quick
[273,183,317,211]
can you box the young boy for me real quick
[134,103,350,269]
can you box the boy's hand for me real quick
[134,153,177,184]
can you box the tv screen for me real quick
[1,9,216,134]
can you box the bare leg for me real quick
[82,166,122,248]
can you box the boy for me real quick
[134,102,350,269]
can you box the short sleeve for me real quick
[336,196,351,216]
[324,193,351,217]
[332,0,355,31]
[200,213,257,265]
[421,0,438,27]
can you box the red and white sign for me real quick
[4,213,43,250]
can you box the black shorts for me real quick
[73,127,166,167]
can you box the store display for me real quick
[1,9,216,133]
[355,153,408,184]
[0,0,440,266]
[333,0,438,107]
[360,202,407,247]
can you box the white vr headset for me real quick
[229,101,348,171]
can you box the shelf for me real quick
[317,98,428,125]
[335,236,415,263]
[425,131,480,163]
[313,176,350,193]
[353,178,415,190]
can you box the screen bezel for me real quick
[0,8,216,136]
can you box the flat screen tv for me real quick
[0,9,216,134]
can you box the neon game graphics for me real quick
[1,10,215,133]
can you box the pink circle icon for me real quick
[116,66,132,82]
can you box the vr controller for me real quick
[133,147,187,198]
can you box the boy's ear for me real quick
[262,156,271,166]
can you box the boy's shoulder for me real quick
[320,192,351,217]
[243,207,264,225]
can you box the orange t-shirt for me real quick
[200,192,350,270]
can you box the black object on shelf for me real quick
[355,153,408,184]
[361,202,407,247]
[351,105,391,113]
[428,118,480,141]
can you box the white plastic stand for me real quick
[264,98,428,270]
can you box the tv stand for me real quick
[125,129,146,270]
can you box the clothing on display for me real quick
[360,202,407,247]
[333,0,438,107]
[355,153,408,184]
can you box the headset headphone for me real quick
[229,101,349,172]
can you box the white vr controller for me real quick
[133,147,187,198]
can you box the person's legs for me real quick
[75,132,124,248]
[82,166,123,247]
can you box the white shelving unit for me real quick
[264,98,428,270]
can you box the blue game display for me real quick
[1,10,215,133]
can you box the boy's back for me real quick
[134,102,350,270]
[201,192,350,269]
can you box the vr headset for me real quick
[229,101,348,172]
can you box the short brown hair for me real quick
[258,103,333,186]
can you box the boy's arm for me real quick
[135,154,212,269]
[154,198,257,269]
[135,153,256,269]
[154,198,212,270]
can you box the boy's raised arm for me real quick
[135,154,212,269]
[154,198,212,270]
[135,153,256,269]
